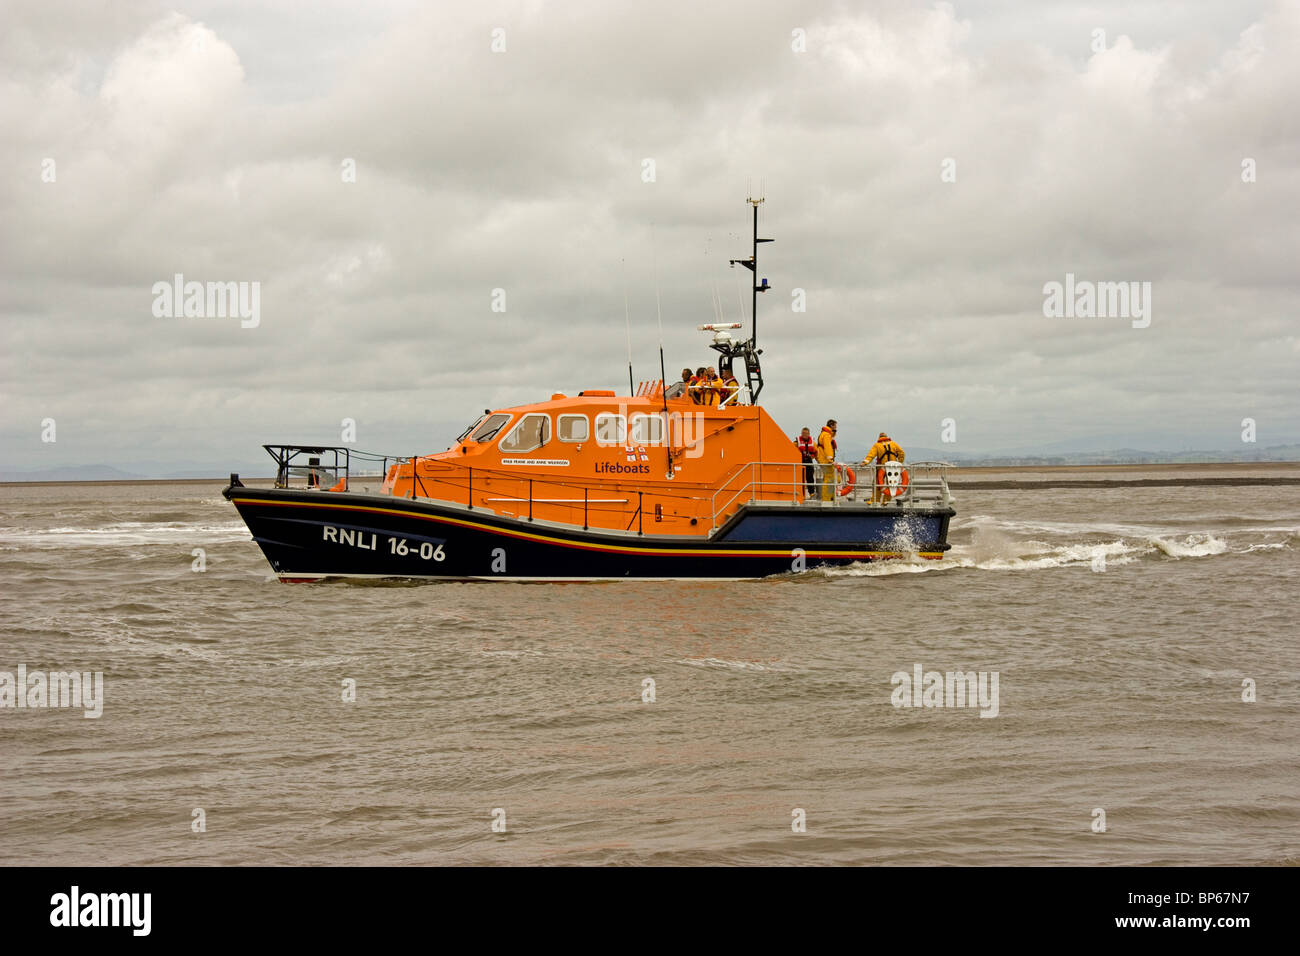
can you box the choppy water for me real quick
[1,474,1297,865]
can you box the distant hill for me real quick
[903,444,1300,467]
[1,459,268,482]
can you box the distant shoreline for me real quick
[947,461,1300,474]
[947,460,1300,488]
[3,460,1298,488]
[0,477,273,487]
[951,477,1300,489]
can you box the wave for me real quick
[0,521,250,548]
[670,657,790,671]
[1,509,1292,574]
[1147,533,1228,558]
[966,514,1300,539]
[827,516,1289,578]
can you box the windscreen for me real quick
[469,413,510,443]
[455,415,486,442]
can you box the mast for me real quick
[652,230,674,477]
[623,264,634,396]
[750,199,759,346]
[726,195,771,403]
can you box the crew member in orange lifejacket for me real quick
[816,419,838,501]
[696,367,717,407]
[680,368,693,396]
[794,427,817,498]
[861,432,905,503]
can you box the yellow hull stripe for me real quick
[232,496,945,560]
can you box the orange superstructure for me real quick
[381,382,802,536]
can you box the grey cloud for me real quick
[2,0,1297,474]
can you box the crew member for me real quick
[721,370,740,405]
[816,419,838,502]
[690,366,709,405]
[680,368,693,395]
[794,427,817,498]
[861,432,905,503]
[706,367,725,407]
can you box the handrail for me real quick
[260,445,951,535]
[708,460,953,531]
[264,444,415,492]
[709,461,763,529]
[265,443,701,505]
[405,456,714,509]
[414,455,432,499]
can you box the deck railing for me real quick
[264,445,407,492]
[262,444,715,533]
[260,445,952,536]
[708,460,954,531]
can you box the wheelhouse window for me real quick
[499,413,550,454]
[456,415,486,443]
[558,414,588,442]
[594,412,626,446]
[470,413,510,443]
[630,413,663,445]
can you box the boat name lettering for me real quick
[322,526,379,550]
[321,526,445,561]
[500,458,570,467]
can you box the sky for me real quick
[2,0,1298,475]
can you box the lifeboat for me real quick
[223,200,956,581]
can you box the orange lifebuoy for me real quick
[328,477,347,492]
[876,465,909,499]
[837,464,856,496]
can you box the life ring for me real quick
[837,464,856,497]
[328,477,347,492]
[876,464,909,499]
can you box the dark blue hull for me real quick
[224,486,954,581]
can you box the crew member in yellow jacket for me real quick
[706,368,726,407]
[861,432,905,502]
[816,420,838,501]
